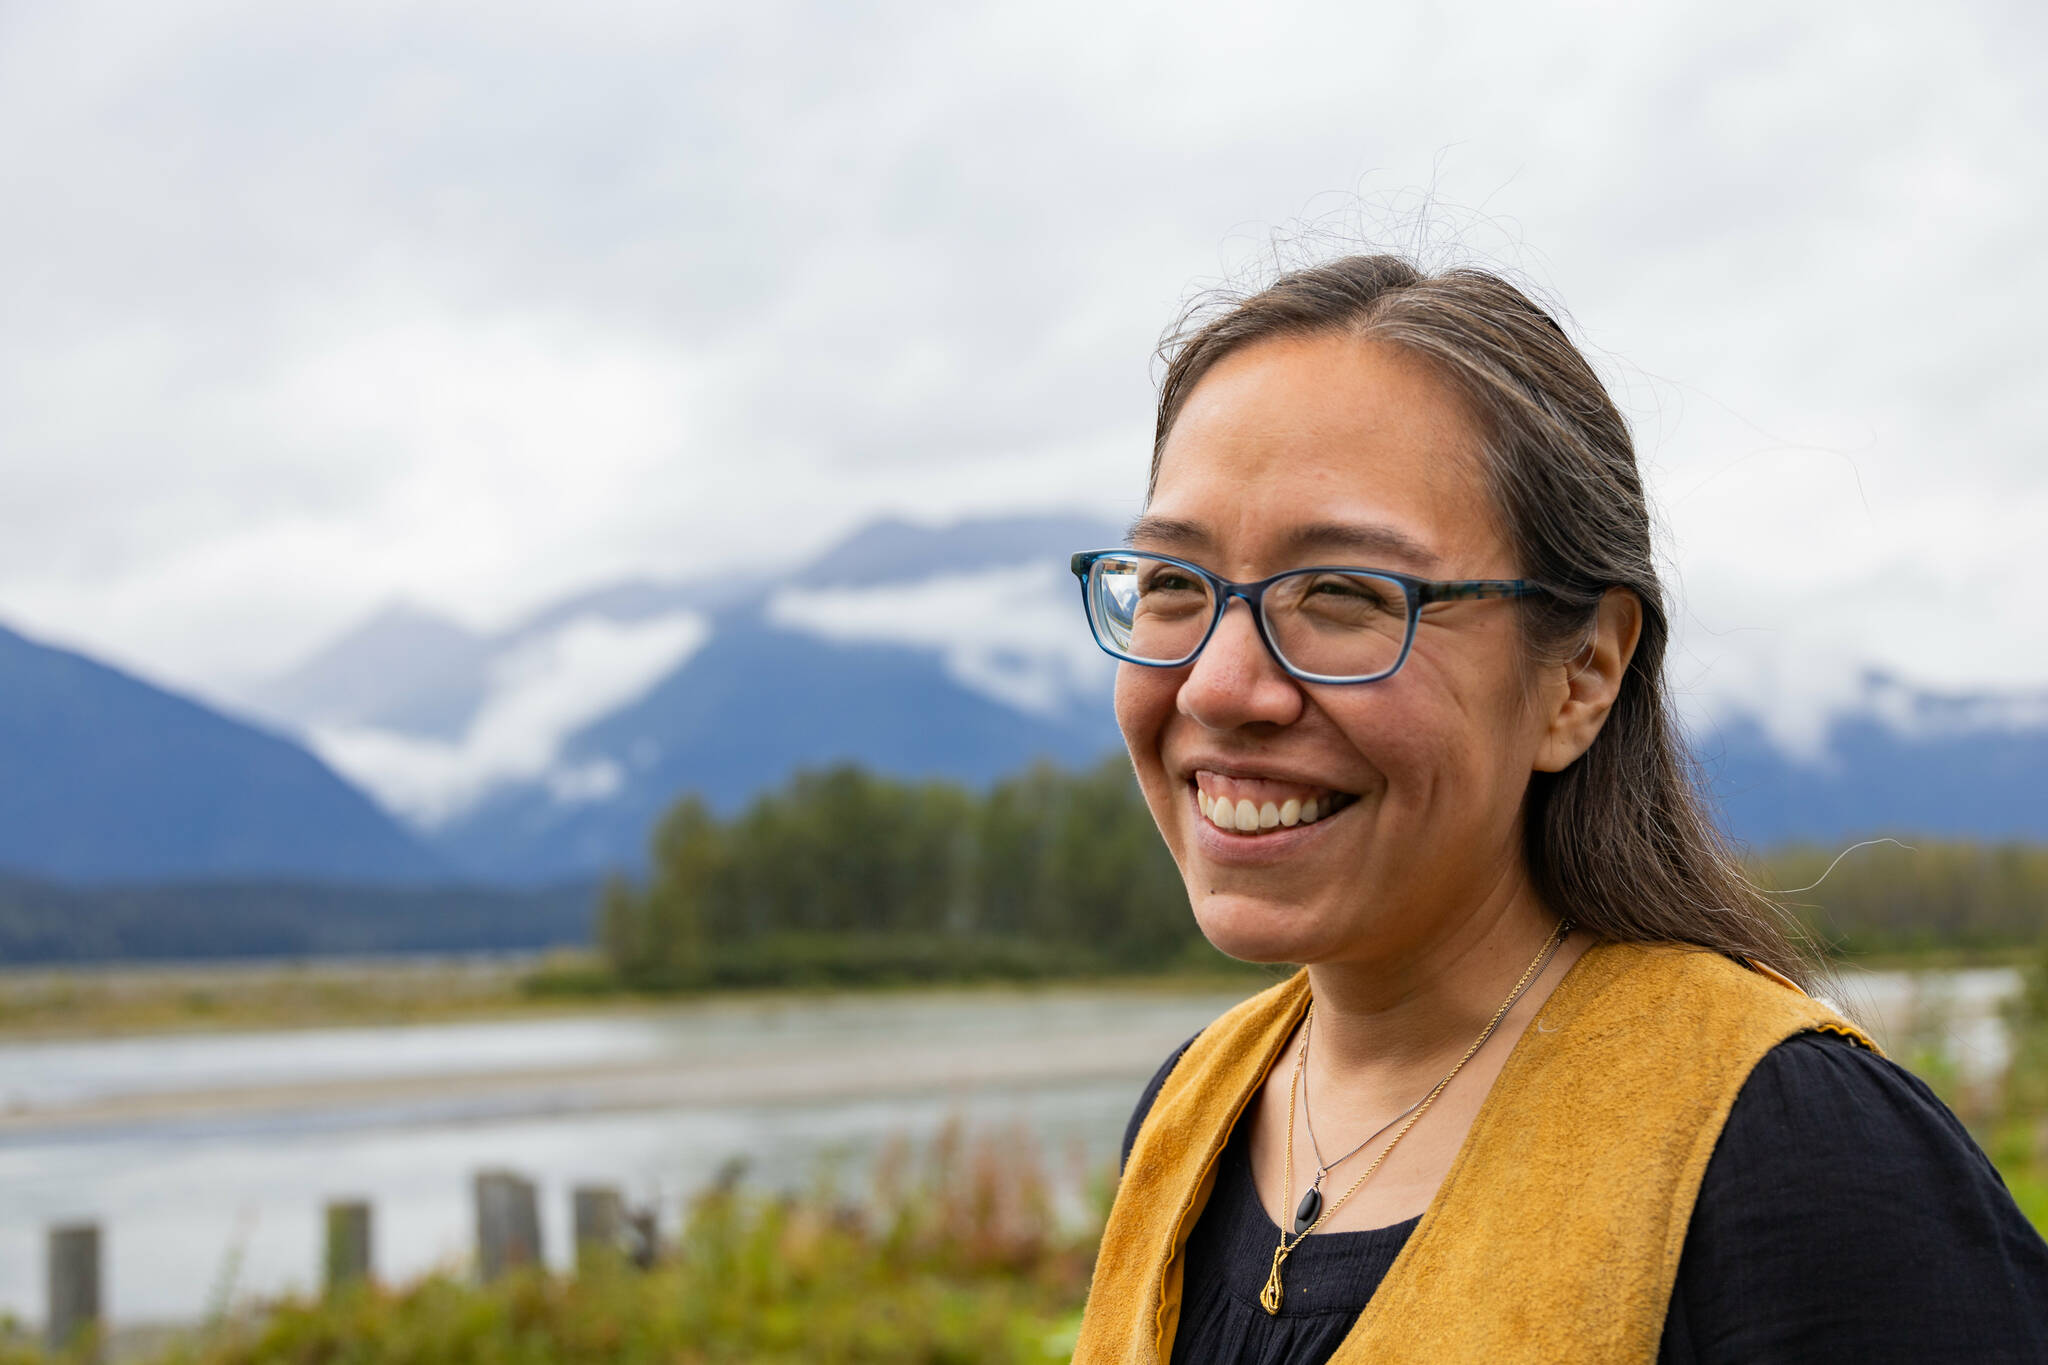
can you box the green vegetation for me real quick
[1934,937,2048,1231]
[0,957,588,1040]
[598,761,2048,990]
[5,1125,1101,1365]
[0,876,592,967]
[598,759,1231,991]
[9,765,2046,1040]
[1762,839,2048,957]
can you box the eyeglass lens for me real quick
[1087,554,1411,680]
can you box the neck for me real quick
[1301,868,1567,1080]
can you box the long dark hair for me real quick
[1152,255,1816,985]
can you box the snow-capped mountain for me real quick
[252,514,1125,881]
[243,513,2048,886]
[1695,671,2048,848]
[4,511,2044,890]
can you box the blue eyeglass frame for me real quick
[1069,548,1550,685]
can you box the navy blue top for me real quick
[1121,1030,2048,1364]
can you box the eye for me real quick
[1306,575,1393,608]
[1136,565,1204,596]
[1285,572,1406,630]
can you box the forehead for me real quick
[1144,333,1507,575]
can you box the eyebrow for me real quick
[1125,516,1442,571]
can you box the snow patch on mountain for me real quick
[307,611,707,826]
[764,562,1111,718]
[1853,672,2048,736]
[1672,637,1871,765]
[1676,628,2048,770]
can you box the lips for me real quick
[1190,769,1357,836]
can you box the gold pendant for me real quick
[1260,1242,1290,1315]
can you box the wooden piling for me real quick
[474,1170,542,1279]
[627,1207,661,1269]
[46,1221,101,1358]
[572,1185,624,1271]
[324,1200,373,1292]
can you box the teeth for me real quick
[1195,784,1346,834]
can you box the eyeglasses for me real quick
[1070,549,1549,685]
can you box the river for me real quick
[0,965,2019,1328]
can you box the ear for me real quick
[1533,588,1643,773]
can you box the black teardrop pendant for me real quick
[1293,1185,1322,1233]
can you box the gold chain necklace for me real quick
[1259,919,1570,1316]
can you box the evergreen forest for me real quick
[595,759,2048,990]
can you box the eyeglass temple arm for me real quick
[1416,579,1546,605]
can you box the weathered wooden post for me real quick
[475,1170,542,1279]
[627,1207,661,1269]
[324,1199,373,1292]
[572,1184,624,1272]
[46,1221,101,1358]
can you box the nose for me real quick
[1177,598,1306,730]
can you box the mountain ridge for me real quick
[0,619,446,884]
[255,513,2048,885]
[12,512,2045,891]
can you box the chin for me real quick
[1189,890,1344,966]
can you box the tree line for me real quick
[597,760,2048,988]
[1762,838,2048,955]
[0,875,592,965]
[597,759,1217,989]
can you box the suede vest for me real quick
[1075,940,1878,1364]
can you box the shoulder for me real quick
[1664,1031,2048,1362]
[1710,1031,2009,1210]
[1121,1031,1199,1174]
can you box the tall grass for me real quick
[8,1123,1103,1365]
[1987,943,2048,1227]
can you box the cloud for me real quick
[0,0,2041,742]
[306,610,707,826]
[766,563,1112,717]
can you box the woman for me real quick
[1068,256,2048,1363]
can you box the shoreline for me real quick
[0,952,1279,1043]
[0,1021,1202,1140]
[2,945,2030,1045]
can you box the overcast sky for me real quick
[3,0,2042,735]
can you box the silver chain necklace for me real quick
[1289,924,1571,1233]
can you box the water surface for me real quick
[0,966,2015,1327]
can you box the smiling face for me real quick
[1119,331,1564,968]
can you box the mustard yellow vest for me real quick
[1076,940,1877,1364]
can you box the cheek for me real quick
[1113,663,1178,757]
[1325,678,1515,802]
[1113,665,1187,822]
[1331,701,1440,795]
